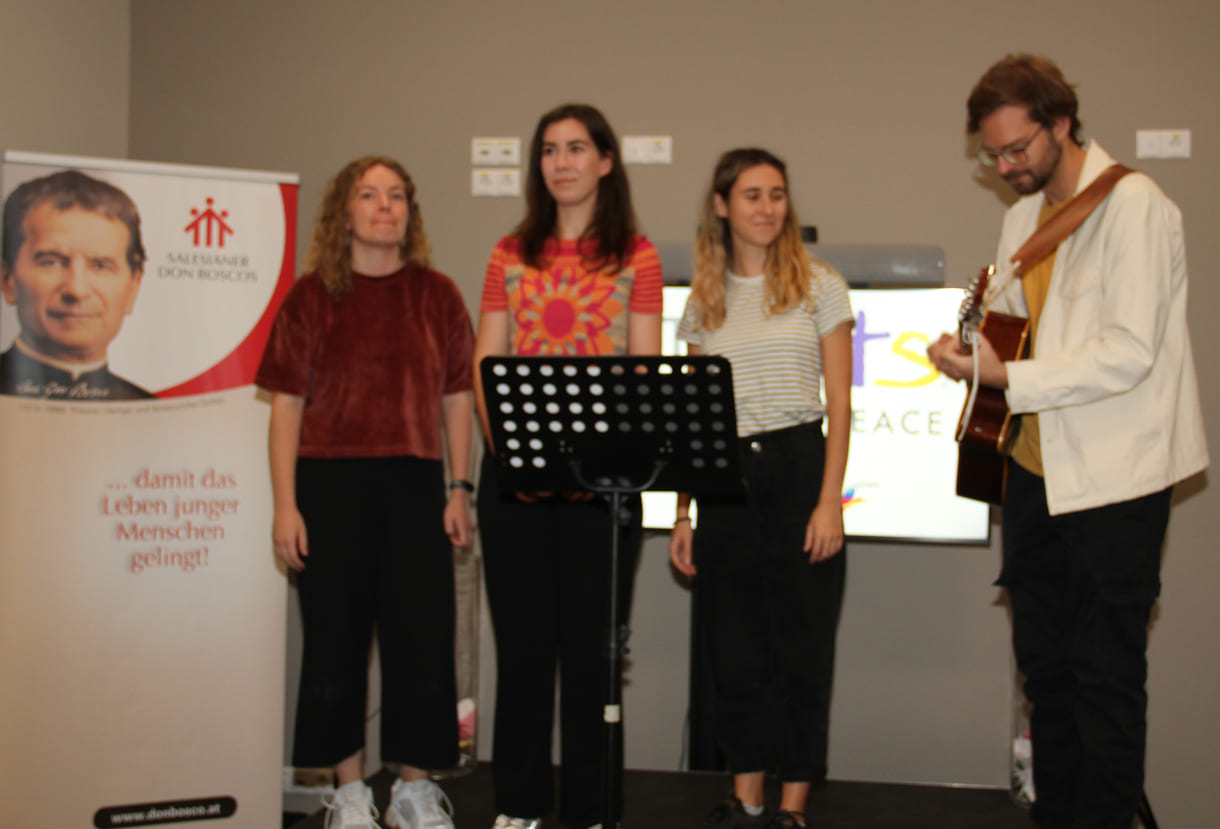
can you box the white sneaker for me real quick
[322,781,379,829]
[491,816,542,829]
[385,778,455,829]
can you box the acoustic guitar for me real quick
[953,266,1030,505]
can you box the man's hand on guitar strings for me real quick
[929,331,1009,389]
[928,333,965,379]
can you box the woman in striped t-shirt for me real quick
[669,148,854,829]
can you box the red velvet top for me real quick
[256,264,474,459]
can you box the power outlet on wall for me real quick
[622,135,673,164]
[1136,129,1191,159]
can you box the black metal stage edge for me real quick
[286,765,1036,829]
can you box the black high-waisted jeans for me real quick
[694,420,845,782]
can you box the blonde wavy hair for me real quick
[306,156,432,295]
[691,148,815,330]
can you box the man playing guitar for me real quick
[929,54,1207,829]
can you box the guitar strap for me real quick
[1009,163,1135,274]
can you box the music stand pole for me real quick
[567,461,666,829]
[604,486,626,829]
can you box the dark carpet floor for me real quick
[286,764,1036,828]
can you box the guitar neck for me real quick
[957,318,977,356]
[956,265,994,356]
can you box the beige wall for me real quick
[0,0,130,157]
[116,0,1220,823]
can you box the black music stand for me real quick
[480,355,743,829]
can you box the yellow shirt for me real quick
[1009,200,1065,477]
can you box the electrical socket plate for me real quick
[471,137,521,166]
[1136,129,1191,159]
[471,167,520,197]
[622,135,673,164]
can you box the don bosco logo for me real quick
[158,198,254,282]
[184,198,234,247]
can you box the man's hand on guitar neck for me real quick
[928,332,1010,389]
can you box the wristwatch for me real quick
[449,479,475,493]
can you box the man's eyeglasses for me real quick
[976,125,1043,167]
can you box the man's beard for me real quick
[1005,136,1062,196]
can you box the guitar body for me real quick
[953,270,1031,504]
[957,440,1009,507]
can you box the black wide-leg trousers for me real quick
[695,421,845,783]
[478,450,640,828]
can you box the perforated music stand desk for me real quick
[480,355,743,828]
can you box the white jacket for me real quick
[991,142,1208,515]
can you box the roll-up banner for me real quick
[0,151,298,828]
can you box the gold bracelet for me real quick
[673,516,691,525]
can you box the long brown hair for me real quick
[690,148,814,330]
[306,156,432,294]
[514,103,637,270]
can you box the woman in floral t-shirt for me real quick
[473,103,661,829]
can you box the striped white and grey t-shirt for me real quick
[677,260,854,437]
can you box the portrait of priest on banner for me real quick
[0,169,153,401]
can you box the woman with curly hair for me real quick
[669,148,853,829]
[472,103,662,829]
[257,156,473,829]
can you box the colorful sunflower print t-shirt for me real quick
[479,235,663,355]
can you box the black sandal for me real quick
[764,810,807,829]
